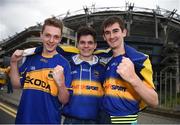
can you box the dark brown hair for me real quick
[101,16,125,34]
[77,26,97,43]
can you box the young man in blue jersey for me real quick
[62,26,106,124]
[9,17,71,124]
[101,16,158,124]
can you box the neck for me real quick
[79,55,93,61]
[112,43,125,57]
[42,50,57,57]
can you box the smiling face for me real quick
[103,22,126,50]
[77,35,97,61]
[40,25,61,55]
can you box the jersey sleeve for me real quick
[139,56,155,110]
[63,60,72,94]
[140,57,155,89]
[19,57,30,87]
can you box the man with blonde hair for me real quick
[10,17,71,124]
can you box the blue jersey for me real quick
[16,53,71,124]
[103,44,155,117]
[62,54,105,120]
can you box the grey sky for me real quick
[0,0,180,41]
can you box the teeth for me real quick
[111,40,116,43]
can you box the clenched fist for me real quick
[52,65,65,87]
[116,56,137,84]
[10,50,24,64]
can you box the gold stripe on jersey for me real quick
[140,58,155,89]
[72,80,104,96]
[104,78,141,101]
[23,69,58,96]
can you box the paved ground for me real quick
[0,87,21,107]
[138,112,180,124]
[0,86,180,124]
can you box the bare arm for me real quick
[52,65,69,104]
[9,50,24,89]
[116,57,158,108]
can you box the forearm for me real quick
[116,57,158,107]
[130,75,159,108]
[52,65,70,104]
[58,85,69,104]
[9,63,21,89]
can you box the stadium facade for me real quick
[0,4,179,109]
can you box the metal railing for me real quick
[154,71,180,111]
[56,5,180,21]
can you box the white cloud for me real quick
[0,0,179,40]
[0,1,45,40]
[0,23,8,42]
[158,0,180,13]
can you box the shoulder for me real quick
[125,44,148,62]
[58,45,78,60]
[21,54,37,64]
[55,54,69,63]
[95,63,106,73]
[94,48,113,65]
[92,56,106,71]
[98,56,112,65]
[54,54,71,69]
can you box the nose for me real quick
[49,36,54,43]
[109,32,115,39]
[84,43,89,47]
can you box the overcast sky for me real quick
[0,0,180,41]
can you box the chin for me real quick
[82,54,91,57]
[46,48,56,53]
[47,47,56,51]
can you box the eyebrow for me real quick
[113,28,120,31]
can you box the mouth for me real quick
[109,40,116,45]
[109,38,117,43]
[82,48,91,52]
[47,43,55,48]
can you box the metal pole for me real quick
[159,72,162,107]
[165,72,167,107]
[170,73,172,108]
[175,54,179,106]
[154,11,159,39]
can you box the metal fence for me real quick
[154,72,180,111]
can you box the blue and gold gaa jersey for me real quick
[32,46,106,120]
[103,44,155,118]
[62,54,105,120]
[16,53,71,124]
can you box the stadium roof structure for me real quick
[0,4,179,73]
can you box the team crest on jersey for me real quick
[94,70,99,78]
[48,70,53,79]
[71,70,77,74]
[111,62,118,67]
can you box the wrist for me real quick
[129,76,142,88]
[10,60,18,65]
[57,82,66,88]
[58,84,67,91]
